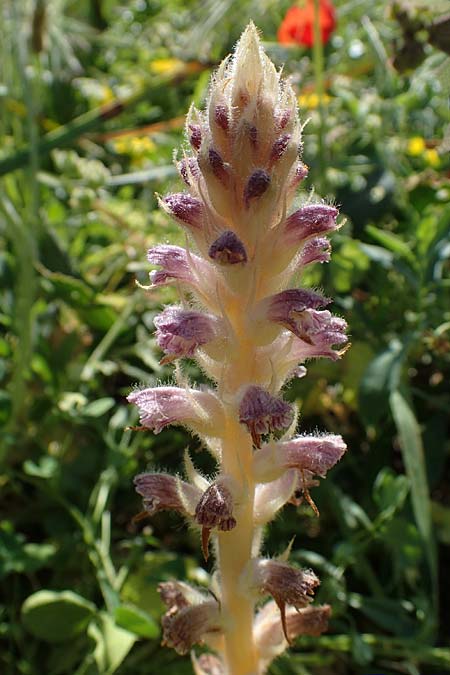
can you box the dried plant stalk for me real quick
[128,23,348,675]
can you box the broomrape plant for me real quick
[128,23,348,675]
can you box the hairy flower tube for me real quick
[128,23,348,675]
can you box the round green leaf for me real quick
[114,604,159,639]
[22,590,96,643]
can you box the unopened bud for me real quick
[244,169,270,207]
[208,230,247,265]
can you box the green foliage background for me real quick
[1,1,449,673]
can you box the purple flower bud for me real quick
[161,597,221,655]
[239,385,294,447]
[134,472,201,517]
[147,245,213,290]
[289,162,309,190]
[299,237,332,266]
[254,434,347,482]
[208,230,248,265]
[154,306,220,362]
[214,104,229,131]
[189,124,202,151]
[244,169,270,207]
[178,157,200,185]
[247,559,319,643]
[270,134,291,163]
[284,204,339,246]
[164,193,204,229]
[275,108,291,129]
[248,124,258,147]
[127,386,222,435]
[195,480,237,559]
[208,148,229,183]
[262,289,331,336]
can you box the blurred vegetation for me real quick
[1,1,449,674]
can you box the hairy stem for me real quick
[218,419,257,675]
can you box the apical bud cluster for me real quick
[128,23,348,675]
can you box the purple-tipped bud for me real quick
[134,472,201,517]
[161,597,221,655]
[147,245,214,290]
[254,434,347,482]
[290,162,309,189]
[192,652,225,675]
[244,169,270,207]
[189,124,202,151]
[195,480,237,559]
[300,237,332,266]
[247,559,319,643]
[275,108,291,129]
[164,193,204,229]
[208,148,229,183]
[178,157,200,185]
[127,386,222,435]
[284,204,339,246]
[154,306,221,362]
[248,124,258,147]
[239,385,294,447]
[270,134,291,163]
[208,230,248,265]
[214,105,229,131]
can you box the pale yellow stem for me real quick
[218,418,258,675]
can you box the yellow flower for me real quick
[424,148,440,168]
[407,136,426,157]
[150,58,185,77]
[112,135,155,157]
[298,92,331,109]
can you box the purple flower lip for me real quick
[254,601,330,655]
[194,480,237,560]
[300,237,332,266]
[147,244,213,290]
[134,472,201,517]
[260,289,332,338]
[239,385,294,448]
[208,230,248,265]
[283,204,339,245]
[154,306,221,363]
[244,169,270,207]
[159,582,222,655]
[248,558,319,643]
[127,386,222,435]
[253,434,347,482]
[164,193,204,229]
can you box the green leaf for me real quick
[366,224,416,265]
[114,604,159,639]
[82,397,115,418]
[22,590,96,643]
[373,467,409,518]
[88,612,136,674]
[389,390,437,594]
[359,341,406,425]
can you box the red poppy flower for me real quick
[278,0,337,48]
